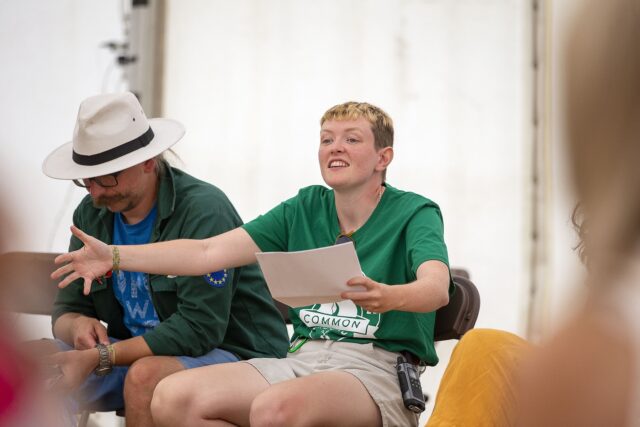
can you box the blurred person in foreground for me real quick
[40,92,288,426]
[52,101,453,427]
[518,0,640,425]
[0,191,68,427]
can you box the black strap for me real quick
[401,351,421,366]
[72,127,154,166]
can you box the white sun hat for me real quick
[42,91,185,179]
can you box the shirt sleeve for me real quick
[405,204,450,275]
[142,200,241,357]
[242,198,293,252]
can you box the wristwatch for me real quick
[94,343,113,376]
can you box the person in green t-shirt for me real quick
[53,101,452,427]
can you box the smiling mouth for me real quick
[328,160,349,168]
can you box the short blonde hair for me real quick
[321,102,394,151]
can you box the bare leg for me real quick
[151,362,269,427]
[250,371,381,427]
[124,356,185,427]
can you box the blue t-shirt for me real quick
[113,205,160,336]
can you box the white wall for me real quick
[0,0,126,254]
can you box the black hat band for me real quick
[72,127,155,166]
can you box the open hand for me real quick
[51,226,112,295]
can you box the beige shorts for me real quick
[246,339,420,427]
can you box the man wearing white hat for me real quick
[42,92,289,427]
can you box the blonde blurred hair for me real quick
[565,0,640,280]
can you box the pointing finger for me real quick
[70,225,84,237]
[70,225,92,244]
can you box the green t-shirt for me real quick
[243,184,451,365]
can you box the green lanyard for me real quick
[288,336,308,353]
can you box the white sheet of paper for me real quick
[255,242,365,307]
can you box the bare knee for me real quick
[124,356,183,402]
[152,374,220,427]
[151,375,190,427]
[250,389,304,427]
[125,357,164,394]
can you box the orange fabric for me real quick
[426,328,530,427]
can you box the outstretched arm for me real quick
[341,260,450,313]
[52,225,260,295]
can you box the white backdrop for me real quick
[0,0,589,425]
[0,0,126,254]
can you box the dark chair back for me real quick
[434,275,480,341]
[0,251,60,315]
[450,268,470,280]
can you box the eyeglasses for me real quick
[335,233,355,247]
[73,171,123,189]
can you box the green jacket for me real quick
[52,166,289,359]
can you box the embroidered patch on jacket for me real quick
[204,270,228,288]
